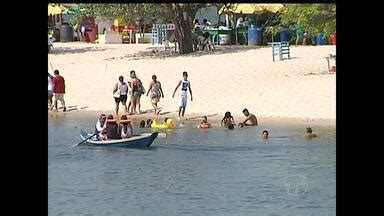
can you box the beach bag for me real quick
[113,90,120,98]
[113,83,120,98]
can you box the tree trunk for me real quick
[170,4,194,54]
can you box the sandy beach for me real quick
[48,42,335,124]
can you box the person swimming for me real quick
[139,120,146,128]
[146,119,153,128]
[261,130,269,139]
[240,108,258,126]
[221,111,235,128]
[304,127,317,138]
[198,116,211,128]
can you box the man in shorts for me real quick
[113,75,129,116]
[51,70,66,112]
[172,71,193,118]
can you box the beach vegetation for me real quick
[279,4,336,37]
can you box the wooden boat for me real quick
[80,130,158,148]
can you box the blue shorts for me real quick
[179,96,187,108]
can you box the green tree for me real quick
[279,4,336,37]
[77,3,214,54]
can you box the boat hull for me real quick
[80,130,158,148]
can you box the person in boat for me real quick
[221,111,235,128]
[304,127,317,139]
[198,116,211,128]
[105,114,121,140]
[139,120,146,128]
[261,130,269,139]
[95,114,107,140]
[119,115,133,139]
[240,108,258,126]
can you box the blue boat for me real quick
[80,130,158,148]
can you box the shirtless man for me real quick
[240,108,258,126]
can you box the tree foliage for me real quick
[75,3,212,54]
[279,4,336,37]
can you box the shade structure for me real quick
[63,5,86,14]
[48,4,66,15]
[219,3,284,14]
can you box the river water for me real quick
[48,112,336,216]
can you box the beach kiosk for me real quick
[218,4,284,45]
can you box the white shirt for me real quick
[48,76,53,91]
[236,17,244,27]
[95,120,105,132]
[179,80,190,97]
[119,82,128,95]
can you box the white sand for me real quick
[48,42,335,122]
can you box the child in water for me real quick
[198,116,211,128]
[304,127,317,138]
[146,119,153,128]
[261,130,269,139]
[139,120,146,128]
[221,111,235,129]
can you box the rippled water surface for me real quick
[49,113,336,216]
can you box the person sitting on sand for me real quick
[146,119,153,128]
[95,114,107,140]
[139,120,146,128]
[198,116,211,128]
[240,109,258,126]
[221,111,235,128]
[261,130,269,139]
[119,115,133,139]
[105,114,121,140]
[304,127,317,138]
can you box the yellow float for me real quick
[151,118,175,129]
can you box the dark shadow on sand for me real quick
[110,45,265,61]
[49,45,107,55]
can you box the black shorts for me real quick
[115,95,128,105]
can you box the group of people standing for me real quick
[113,70,192,119]
[113,70,164,116]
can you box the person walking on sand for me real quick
[240,108,258,126]
[172,71,193,118]
[129,70,145,115]
[113,75,129,116]
[48,73,54,109]
[146,74,164,115]
[51,69,66,112]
